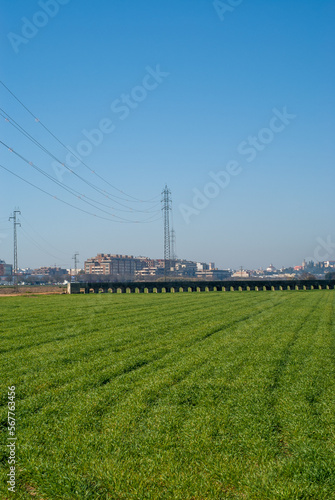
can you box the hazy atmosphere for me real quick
[1,3,335,499]
[1,0,334,270]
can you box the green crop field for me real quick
[1,290,335,499]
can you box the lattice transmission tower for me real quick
[170,228,176,261]
[161,185,172,278]
[9,209,21,288]
[72,252,79,282]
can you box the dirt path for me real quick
[0,286,66,297]
[0,292,66,297]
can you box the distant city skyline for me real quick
[2,253,335,286]
[3,249,335,277]
[1,0,334,270]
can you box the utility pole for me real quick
[161,185,172,280]
[9,209,21,290]
[72,252,79,282]
[170,228,176,274]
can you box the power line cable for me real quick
[20,214,69,257]
[0,81,160,203]
[0,140,160,222]
[20,227,68,265]
[0,162,162,224]
[0,109,160,213]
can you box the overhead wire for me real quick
[0,108,160,213]
[0,80,160,204]
[19,227,68,265]
[20,214,70,257]
[0,162,162,224]
[0,140,161,222]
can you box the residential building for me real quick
[231,270,250,278]
[174,260,197,277]
[135,267,162,279]
[84,254,139,276]
[196,262,210,271]
[31,266,68,276]
[0,260,12,276]
[196,269,231,280]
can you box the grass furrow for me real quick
[0,291,334,499]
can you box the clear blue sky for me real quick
[1,0,334,270]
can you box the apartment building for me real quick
[84,254,139,276]
[0,260,12,276]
